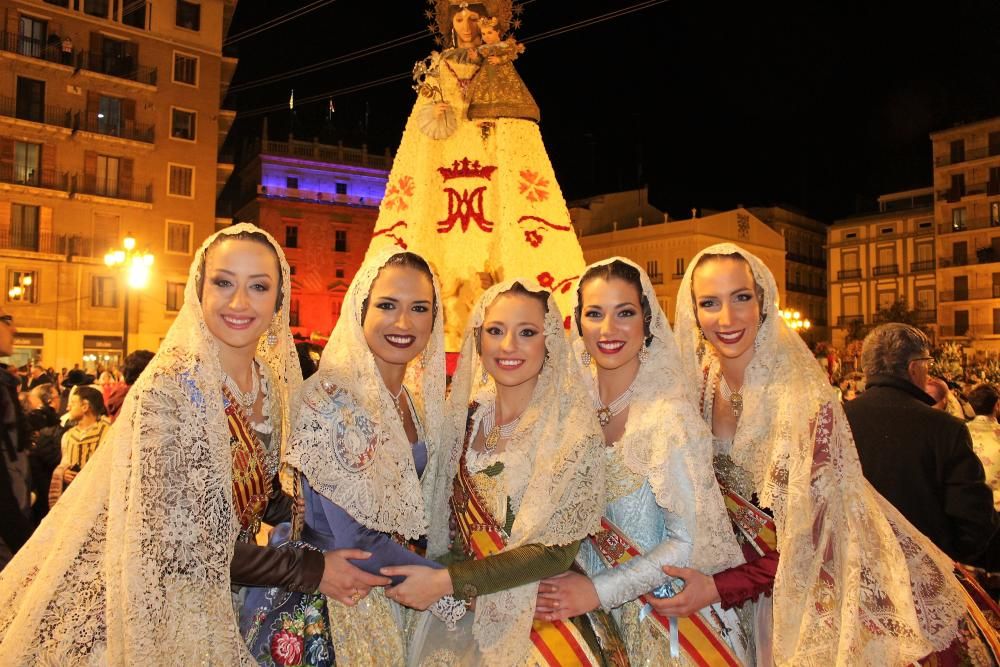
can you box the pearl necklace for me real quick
[390,384,409,426]
[482,402,521,453]
[718,374,743,420]
[224,361,260,419]
[594,377,638,427]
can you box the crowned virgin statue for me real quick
[365,0,587,349]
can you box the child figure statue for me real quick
[467,16,539,122]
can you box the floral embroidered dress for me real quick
[967,415,1000,510]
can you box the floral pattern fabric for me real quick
[967,415,1000,510]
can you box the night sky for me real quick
[223,0,1000,222]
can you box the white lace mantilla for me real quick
[674,243,965,666]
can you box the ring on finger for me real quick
[350,588,363,603]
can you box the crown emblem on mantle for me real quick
[437,158,498,182]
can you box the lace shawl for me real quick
[674,243,965,666]
[284,246,447,540]
[427,279,606,667]
[0,223,302,665]
[570,257,743,576]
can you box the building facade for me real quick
[931,117,1000,351]
[827,188,936,348]
[233,135,391,338]
[0,0,234,369]
[750,206,828,339]
[577,206,787,321]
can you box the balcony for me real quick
[837,269,863,280]
[872,264,899,277]
[0,31,71,67]
[939,325,1000,338]
[786,282,826,297]
[910,260,936,273]
[0,95,75,130]
[648,273,664,285]
[934,146,994,167]
[939,286,1000,303]
[0,163,70,193]
[0,224,55,253]
[786,252,826,268]
[256,184,376,207]
[837,315,864,327]
[76,50,157,87]
[915,309,937,323]
[260,138,393,170]
[938,216,998,234]
[76,112,154,144]
[76,176,152,204]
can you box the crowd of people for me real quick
[0,225,995,666]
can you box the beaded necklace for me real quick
[718,374,743,420]
[594,377,638,427]
[482,402,521,453]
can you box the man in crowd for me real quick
[845,323,998,568]
[23,362,53,391]
[966,383,1000,511]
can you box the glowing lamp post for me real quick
[105,233,154,357]
[778,308,812,334]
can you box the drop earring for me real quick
[581,350,592,366]
[266,322,279,347]
[480,366,489,385]
[638,345,649,364]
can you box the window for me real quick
[15,77,44,123]
[954,275,969,300]
[953,241,968,265]
[335,268,345,278]
[675,257,685,276]
[122,0,147,28]
[97,95,122,136]
[954,310,970,336]
[170,108,196,141]
[334,230,347,252]
[335,182,347,195]
[166,221,193,254]
[96,155,120,198]
[877,291,896,310]
[844,232,857,239]
[286,176,299,189]
[992,202,1000,227]
[915,242,933,263]
[168,164,194,198]
[991,131,1000,157]
[842,251,859,270]
[950,174,965,199]
[84,0,109,17]
[952,207,967,231]
[950,139,965,164]
[916,288,934,311]
[994,309,1000,336]
[880,226,893,235]
[289,299,300,327]
[18,16,46,58]
[173,52,198,85]
[646,260,659,277]
[165,281,184,311]
[843,294,860,316]
[176,0,201,30]
[285,226,298,249]
[918,220,932,229]
[92,275,117,308]
[10,204,40,251]
[14,142,41,186]
[7,270,37,303]
[876,246,894,267]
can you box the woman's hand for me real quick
[63,468,77,483]
[647,565,720,617]
[380,565,453,611]
[433,102,449,120]
[534,571,600,622]
[319,549,391,606]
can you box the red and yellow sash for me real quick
[224,386,271,535]
[450,443,598,666]
[590,517,744,667]
[718,484,778,556]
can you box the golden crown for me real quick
[425,0,520,46]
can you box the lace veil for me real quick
[285,247,446,540]
[570,257,743,575]
[674,243,964,665]
[428,279,605,666]
[0,223,301,665]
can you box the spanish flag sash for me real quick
[224,386,272,536]
[450,441,600,667]
[717,483,778,556]
[590,517,744,667]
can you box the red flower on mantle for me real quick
[518,170,550,202]
[383,176,415,211]
[536,272,578,294]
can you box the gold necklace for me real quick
[482,403,521,453]
[718,374,743,420]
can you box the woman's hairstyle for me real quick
[123,350,155,385]
[966,383,999,416]
[74,385,107,417]
[859,323,930,380]
[475,281,550,355]
[196,230,283,311]
[361,251,437,324]
[574,260,652,341]
[690,252,766,316]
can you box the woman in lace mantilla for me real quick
[241,249,452,667]
[662,243,983,666]
[385,279,623,667]
[533,258,752,665]
[0,224,361,664]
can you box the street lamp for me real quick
[7,273,32,300]
[105,233,154,357]
[778,307,812,333]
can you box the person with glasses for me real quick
[845,323,999,568]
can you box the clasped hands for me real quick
[534,565,720,622]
